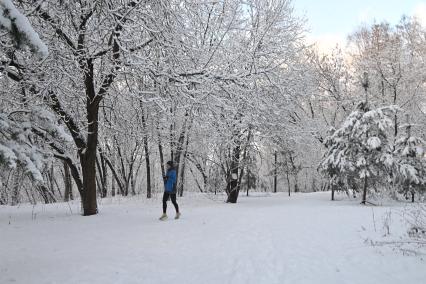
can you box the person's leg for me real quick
[162,192,169,214]
[170,194,179,213]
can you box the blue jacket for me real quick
[164,168,177,193]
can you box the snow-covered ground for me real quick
[0,192,425,284]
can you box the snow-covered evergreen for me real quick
[393,122,426,200]
[0,0,48,58]
[320,102,398,201]
[0,108,72,183]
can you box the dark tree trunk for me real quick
[38,185,52,204]
[48,166,55,197]
[178,127,191,197]
[274,151,278,193]
[95,156,106,198]
[158,131,166,180]
[81,124,99,215]
[80,60,100,216]
[294,179,299,193]
[286,167,291,197]
[361,176,368,205]
[141,108,152,199]
[100,153,107,198]
[246,170,250,197]
[226,144,241,203]
[111,171,116,197]
[63,162,73,201]
[104,156,124,196]
[174,116,189,196]
[144,148,152,198]
[227,128,251,203]
[178,158,187,197]
[393,87,398,137]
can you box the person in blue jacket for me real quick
[159,161,180,220]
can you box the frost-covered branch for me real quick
[0,0,48,58]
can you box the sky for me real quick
[293,0,426,52]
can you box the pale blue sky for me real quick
[293,0,426,50]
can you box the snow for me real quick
[0,192,425,284]
[0,0,48,58]
[399,164,420,184]
[0,143,18,168]
[367,136,381,149]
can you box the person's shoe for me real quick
[175,212,181,219]
[159,213,168,221]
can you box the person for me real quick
[159,161,181,220]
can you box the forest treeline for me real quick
[1,0,425,214]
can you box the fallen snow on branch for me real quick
[0,0,48,58]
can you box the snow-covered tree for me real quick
[0,0,61,196]
[393,120,426,202]
[0,108,71,181]
[320,102,398,203]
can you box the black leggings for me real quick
[163,192,179,214]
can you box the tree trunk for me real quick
[294,177,299,193]
[274,151,277,193]
[81,148,98,215]
[63,162,73,202]
[189,166,203,192]
[178,158,187,197]
[174,116,189,195]
[80,67,100,216]
[111,171,116,197]
[158,133,166,192]
[144,144,152,198]
[178,129,191,197]
[226,143,241,203]
[104,156,124,196]
[246,170,250,197]
[361,176,368,205]
[141,106,152,199]
[229,128,251,202]
[101,153,107,198]
[286,166,291,197]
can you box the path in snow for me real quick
[0,192,425,284]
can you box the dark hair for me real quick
[166,161,174,167]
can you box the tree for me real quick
[3,0,160,215]
[320,102,397,203]
[393,117,426,202]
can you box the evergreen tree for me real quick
[393,120,426,202]
[0,108,71,183]
[320,102,398,203]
